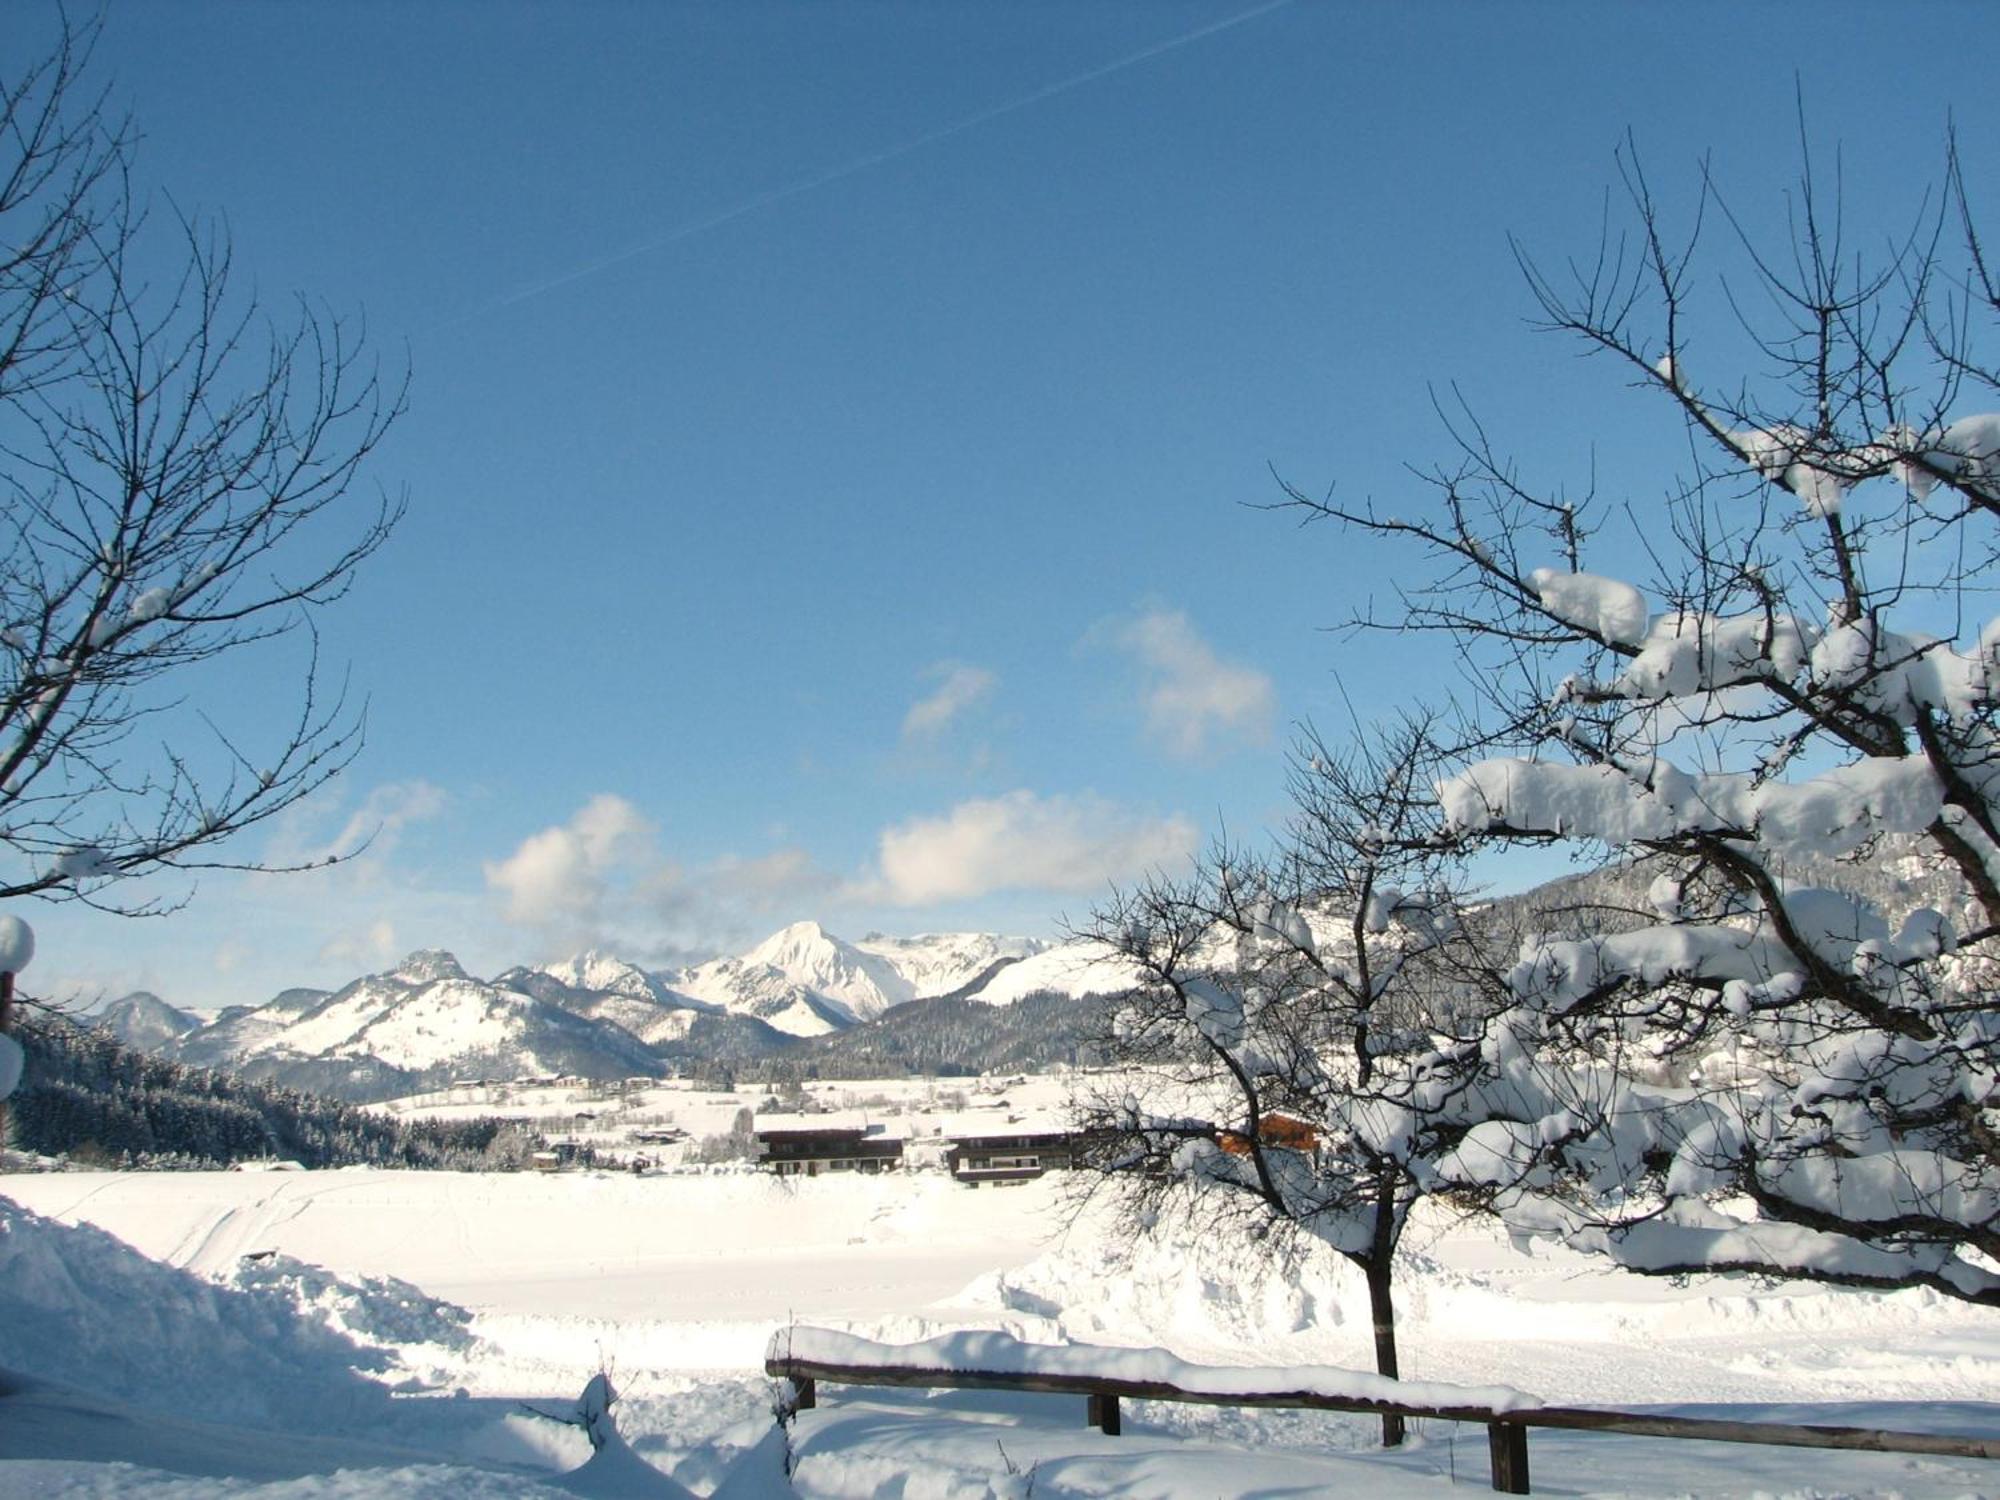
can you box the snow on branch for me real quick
[1512,1195,2000,1304]
[1262,131,2000,1306]
[1529,569,1650,648]
[1437,754,1945,862]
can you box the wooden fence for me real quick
[765,1346,2000,1495]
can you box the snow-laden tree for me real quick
[0,17,403,916]
[0,914,30,1148]
[1281,134,2000,1302]
[1078,720,1520,1444]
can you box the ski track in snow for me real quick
[162,1175,382,1276]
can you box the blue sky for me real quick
[19,1,1996,1010]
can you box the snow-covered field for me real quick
[370,1072,1073,1171]
[6,1157,2000,1497]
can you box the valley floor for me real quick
[5,1165,2000,1497]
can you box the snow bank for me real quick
[228,1252,477,1376]
[0,1447,565,1498]
[0,1194,766,1494]
[0,1196,420,1429]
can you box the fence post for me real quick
[1487,1420,1530,1494]
[1087,1392,1121,1436]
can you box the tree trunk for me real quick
[0,970,14,1161]
[1364,1253,1405,1447]
[1363,1165,1405,1446]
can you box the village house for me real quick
[944,1129,1088,1187]
[1218,1112,1320,1156]
[754,1123,904,1177]
[531,1139,593,1172]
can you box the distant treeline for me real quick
[664,989,1114,1088]
[8,1017,537,1169]
[807,989,1112,1077]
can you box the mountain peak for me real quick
[91,990,202,1052]
[745,920,837,966]
[554,947,639,976]
[541,949,660,1000]
[725,920,916,1024]
[391,950,467,985]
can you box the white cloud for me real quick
[265,779,449,875]
[317,918,400,971]
[335,781,449,858]
[484,793,656,933]
[484,795,845,961]
[871,790,1197,906]
[569,791,655,869]
[902,662,996,739]
[1110,608,1276,759]
[707,848,839,911]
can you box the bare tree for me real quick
[0,15,404,919]
[1077,717,1518,1445]
[1277,128,2000,1302]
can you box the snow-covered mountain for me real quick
[961,938,1145,1006]
[170,986,332,1070]
[852,931,1049,999]
[147,921,1104,1094]
[660,924,1056,1040]
[505,953,718,1046]
[139,858,1908,1098]
[663,922,1054,1036]
[670,921,914,1036]
[166,951,663,1094]
[667,968,852,1037]
[538,950,691,1008]
[88,991,202,1053]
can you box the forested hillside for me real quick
[8,1018,528,1169]
[803,989,1111,1077]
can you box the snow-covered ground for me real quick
[3,1168,1058,1346]
[6,1156,2000,1497]
[371,1073,1072,1168]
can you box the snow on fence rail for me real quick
[764,1327,2000,1495]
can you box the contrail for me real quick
[482,0,1291,314]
